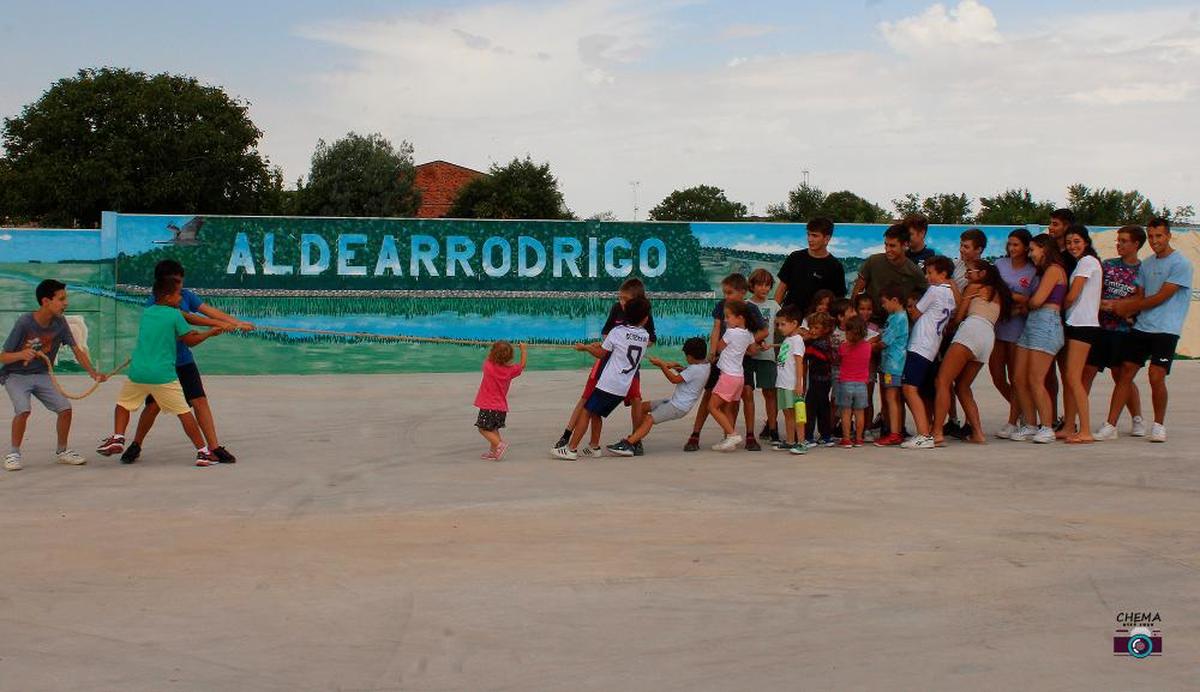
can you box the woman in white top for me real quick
[1061,225,1103,443]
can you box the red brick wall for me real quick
[414,161,486,218]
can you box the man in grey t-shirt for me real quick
[1,280,106,470]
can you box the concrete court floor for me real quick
[0,365,1197,691]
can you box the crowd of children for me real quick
[474,214,1192,461]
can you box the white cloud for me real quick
[277,1,1200,218]
[860,244,885,257]
[720,23,778,41]
[730,241,794,256]
[879,0,1001,52]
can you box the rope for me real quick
[250,325,583,349]
[34,352,131,400]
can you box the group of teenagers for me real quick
[473,212,1192,460]
[2,260,253,471]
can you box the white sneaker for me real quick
[712,434,743,452]
[900,435,934,450]
[1093,423,1118,442]
[1031,426,1056,444]
[578,446,602,458]
[56,449,87,466]
[4,452,21,471]
[1130,416,1147,437]
[995,423,1016,439]
[1008,425,1037,442]
[1149,423,1166,443]
[551,446,578,462]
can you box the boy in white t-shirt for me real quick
[555,298,652,461]
[708,300,759,452]
[606,337,710,457]
[901,256,957,450]
[772,305,807,455]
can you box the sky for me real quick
[1,0,1198,220]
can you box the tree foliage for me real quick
[892,192,973,224]
[649,184,747,221]
[1066,184,1194,226]
[448,156,573,220]
[975,188,1057,225]
[1,67,281,227]
[767,183,887,223]
[295,132,420,217]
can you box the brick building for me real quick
[413,160,488,218]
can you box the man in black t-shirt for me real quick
[774,217,846,313]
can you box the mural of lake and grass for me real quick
[0,214,1100,374]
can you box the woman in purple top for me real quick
[989,229,1037,438]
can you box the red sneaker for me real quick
[853,437,864,448]
[873,433,903,447]
[97,435,125,456]
[838,438,854,449]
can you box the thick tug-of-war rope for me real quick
[251,325,586,349]
[34,325,610,399]
[35,351,131,400]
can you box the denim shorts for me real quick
[1017,307,1064,356]
[836,381,868,410]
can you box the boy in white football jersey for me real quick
[555,297,652,461]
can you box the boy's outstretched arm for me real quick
[69,345,107,382]
[179,327,224,347]
[183,312,227,329]
[573,342,606,359]
[198,303,255,331]
[518,343,528,368]
[649,357,685,384]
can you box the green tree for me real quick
[820,190,890,223]
[1,67,281,227]
[893,192,973,223]
[296,132,420,217]
[766,183,825,222]
[1066,183,1196,225]
[975,188,1056,225]
[448,156,573,220]
[649,184,747,221]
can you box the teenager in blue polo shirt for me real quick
[1103,217,1193,443]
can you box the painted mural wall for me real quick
[2,214,1195,374]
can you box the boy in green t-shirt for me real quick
[97,276,224,466]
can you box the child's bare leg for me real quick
[55,409,72,450]
[629,397,644,431]
[763,388,777,435]
[708,395,734,435]
[854,409,865,441]
[841,408,852,440]
[478,427,502,451]
[903,385,929,436]
[885,388,902,436]
[782,408,797,445]
[564,397,586,431]
[113,405,131,436]
[741,386,756,436]
[568,415,592,450]
[176,412,206,449]
[132,400,160,445]
[11,412,30,450]
[627,415,656,444]
[691,391,712,435]
[589,416,603,448]
[190,396,220,448]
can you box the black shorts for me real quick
[1065,325,1100,346]
[703,363,721,391]
[902,352,936,398]
[1087,330,1127,372]
[145,362,206,407]
[475,408,507,431]
[1122,330,1180,374]
[584,389,625,418]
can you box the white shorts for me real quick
[951,315,997,363]
[648,399,689,424]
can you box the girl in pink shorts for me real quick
[708,300,757,452]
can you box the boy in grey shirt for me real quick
[1,280,106,470]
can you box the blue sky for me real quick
[2,1,1197,218]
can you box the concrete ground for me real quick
[1,365,1197,691]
